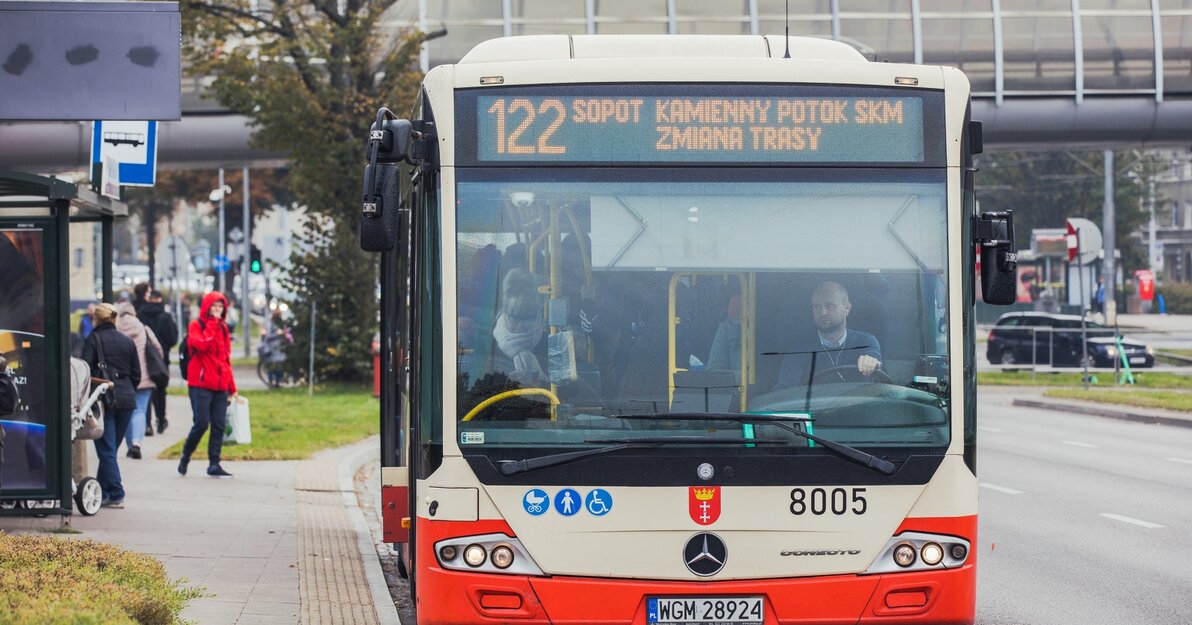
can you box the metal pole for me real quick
[308,300,317,397]
[101,216,114,303]
[1078,231,1089,389]
[1148,173,1157,273]
[218,167,226,294]
[242,167,251,359]
[1103,149,1116,326]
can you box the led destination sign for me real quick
[463,85,939,165]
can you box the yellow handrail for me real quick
[461,387,561,422]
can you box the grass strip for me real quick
[0,533,204,625]
[158,384,378,461]
[978,370,1192,389]
[1044,388,1192,413]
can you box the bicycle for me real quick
[257,333,291,389]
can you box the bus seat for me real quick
[671,370,740,413]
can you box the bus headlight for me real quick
[491,545,515,569]
[463,544,487,567]
[434,533,544,576]
[865,532,971,574]
[893,543,917,567]
[920,542,944,565]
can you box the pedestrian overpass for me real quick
[3,1,1191,171]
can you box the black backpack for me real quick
[178,319,200,381]
[178,318,218,381]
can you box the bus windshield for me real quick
[455,168,950,452]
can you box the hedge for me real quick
[1155,282,1192,314]
[0,532,203,625]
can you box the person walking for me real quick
[179,291,237,478]
[138,289,179,434]
[80,303,140,508]
[115,302,163,459]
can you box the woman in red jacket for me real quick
[178,291,237,478]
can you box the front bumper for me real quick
[414,518,976,625]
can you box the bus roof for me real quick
[458,35,868,65]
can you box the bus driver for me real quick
[775,281,883,388]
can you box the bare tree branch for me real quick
[185,0,292,38]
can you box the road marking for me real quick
[978,426,1003,433]
[1060,440,1099,449]
[1166,457,1192,466]
[1099,513,1164,529]
[979,483,1024,495]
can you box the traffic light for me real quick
[249,245,262,273]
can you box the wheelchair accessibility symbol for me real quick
[522,489,549,516]
[585,489,613,516]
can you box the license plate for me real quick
[648,596,764,624]
[1130,357,1145,364]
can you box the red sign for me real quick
[1135,270,1155,301]
[1066,221,1079,262]
[689,487,721,525]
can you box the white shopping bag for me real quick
[225,396,252,445]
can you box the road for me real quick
[976,388,1192,624]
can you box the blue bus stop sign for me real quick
[212,255,231,273]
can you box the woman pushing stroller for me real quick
[79,303,140,508]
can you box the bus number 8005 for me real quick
[790,488,868,516]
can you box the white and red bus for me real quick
[362,34,1016,625]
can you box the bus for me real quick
[361,34,1016,625]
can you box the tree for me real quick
[975,150,1161,274]
[181,1,425,381]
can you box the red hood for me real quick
[200,291,229,322]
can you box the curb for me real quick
[337,438,403,625]
[1011,398,1192,429]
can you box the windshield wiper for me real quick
[615,412,897,476]
[493,436,786,476]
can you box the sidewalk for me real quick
[0,393,398,625]
[982,384,1192,429]
[1115,313,1192,333]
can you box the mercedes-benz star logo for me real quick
[683,532,727,576]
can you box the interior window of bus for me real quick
[454,170,950,450]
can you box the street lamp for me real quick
[210,171,232,293]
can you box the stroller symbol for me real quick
[523,489,549,516]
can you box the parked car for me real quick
[986,312,1154,368]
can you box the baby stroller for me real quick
[69,357,111,516]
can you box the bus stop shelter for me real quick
[0,170,126,516]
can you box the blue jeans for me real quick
[125,388,154,448]
[183,387,228,466]
[94,406,133,500]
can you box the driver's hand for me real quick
[857,355,881,376]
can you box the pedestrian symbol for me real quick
[585,489,612,516]
[554,488,581,516]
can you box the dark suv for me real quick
[986,312,1154,368]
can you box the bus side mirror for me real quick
[360,114,414,252]
[360,162,401,252]
[976,211,1017,305]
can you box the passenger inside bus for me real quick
[705,294,742,374]
[774,281,884,389]
[491,268,547,387]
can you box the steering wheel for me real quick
[461,387,560,421]
[811,364,894,385]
